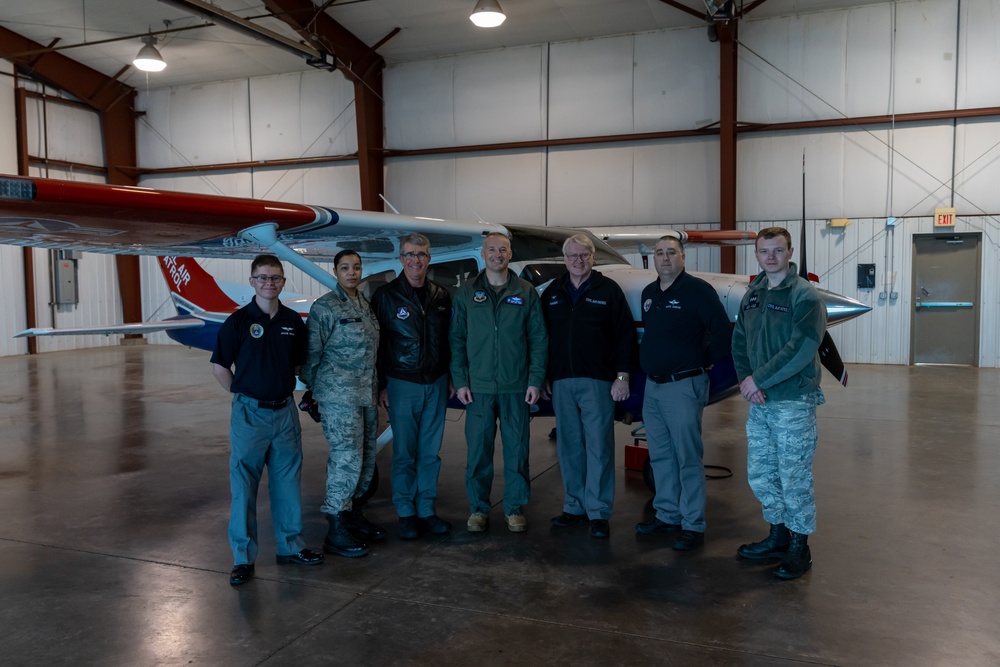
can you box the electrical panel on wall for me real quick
[857,263,876,289]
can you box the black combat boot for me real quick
[773,531,812,580]
[344,504,387,541]
[323,512,369,558]
[736,523,790,560]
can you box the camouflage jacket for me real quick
[300,284,379,407]
[732,262,826,402]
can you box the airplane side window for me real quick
[360,269,396,300]
[427,258,478,295]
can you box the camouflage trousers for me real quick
[745,390,825,535]
[319,402,378,515]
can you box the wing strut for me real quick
[239,223,339,291]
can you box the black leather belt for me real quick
[239,395,288,409]
[649,368,705,384]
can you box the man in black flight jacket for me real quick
[371,233,454,539]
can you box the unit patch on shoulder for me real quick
[473,290,487,303]
[396,306,410,320]
[643,298,652,313]
[250,323,264,339]
[505,295,524,306]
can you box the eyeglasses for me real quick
[252,275,285,284]
[401,252,430,260]
[566,253,592,262]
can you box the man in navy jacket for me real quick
[542,233,635,538]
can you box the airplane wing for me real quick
[15,318,205,338]
[587,226,756,255]
[0,174,504,263]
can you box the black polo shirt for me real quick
[639,270,732,377]
[210,298,308,401]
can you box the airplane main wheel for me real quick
[359,463,380,503]
[642,458,656,494]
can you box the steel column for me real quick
[718,22,738,273]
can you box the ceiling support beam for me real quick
[263,0,386,212]
[14,87,37,354]
[1,25,143,339]
[718,22,738,273]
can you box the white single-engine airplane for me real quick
[0,174,870,424]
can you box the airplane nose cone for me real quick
[816,287,872,325]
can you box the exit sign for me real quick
[934,207,956,227]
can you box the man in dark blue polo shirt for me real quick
[636,237,731,551]
[211,254,323,586]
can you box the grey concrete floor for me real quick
[0,345,997,666]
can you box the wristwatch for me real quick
[616,373,629,382]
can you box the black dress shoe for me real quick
[276,548,325,565]
[635,517,681,534]
[418,514,452,535]
[672,530,705,551]
[590,519,610,538]
[551,512,586,527]
[229,563,254,586]
[398,516,419,540]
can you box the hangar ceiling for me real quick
[1,0,893,90]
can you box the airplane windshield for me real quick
[505,225,627,266]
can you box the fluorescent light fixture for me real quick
[470,0,506,28]
[133,35,166,72]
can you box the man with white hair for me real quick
[541,233,635,538]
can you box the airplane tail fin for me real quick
[156,256,238,314]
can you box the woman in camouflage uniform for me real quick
[301,250,383,558]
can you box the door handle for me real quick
[915,302,973,308]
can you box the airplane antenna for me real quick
[468,207,486,223]
[379,194,401,215]
[799,150,808,280]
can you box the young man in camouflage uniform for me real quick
[731,227,827,580]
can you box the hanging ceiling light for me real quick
[470,0,506,28]
[133,35,167,72]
